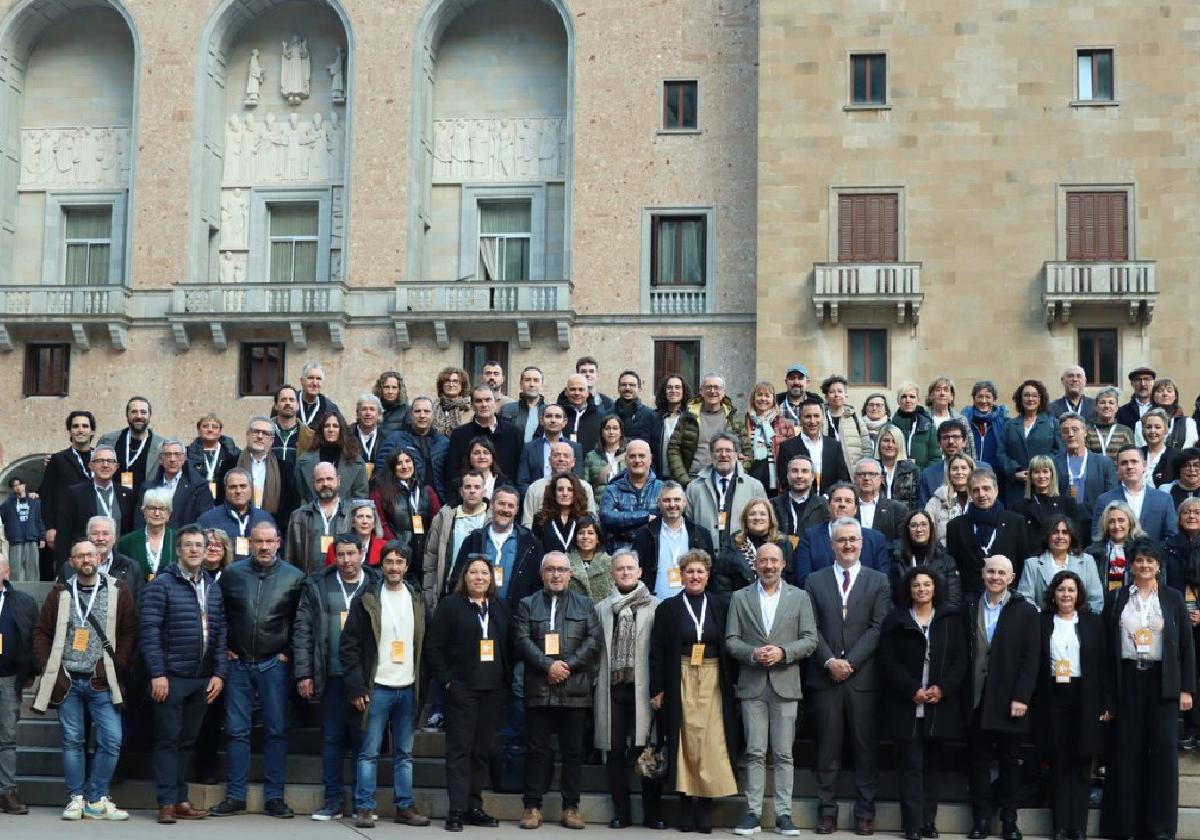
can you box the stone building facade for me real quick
[0,0,758,473]
[757,0,1198,402]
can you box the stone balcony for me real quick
[167,281,349,351]
[1043,260,1156,325]
[812,262,923,325]
[0,284,133,351]
[392,280,574,350]
[648,286,707,316]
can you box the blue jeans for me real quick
[58,677,123,801]
[320,676,361,803]
[225,657,291,801]
[354,683,415,811]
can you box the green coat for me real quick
[666,397,750,486]
[889,410,939,468]
[583,449,624,497]
[567,550,613,604]
[116,527,177,579]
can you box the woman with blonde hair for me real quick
[744,380,795,494]
[1084,501,1146,593]
[710,498,791,595]
[924,452,976,546]
[873,422,920,509]
[1010,455,1082,553]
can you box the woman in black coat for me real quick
[648,549,738,834]
[878,566,967,840]
[1100,539,1197,840]
[424,556,514,831]
[889,509,963,608]
[1009,455,1082,554]
[1033,570,1112,840]
[710,498,792,595]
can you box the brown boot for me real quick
[521,807,543,829]
[355,810,376,829]
[395,806,431,826]
[174,801,209,819]
[157,805,177,824]
[561,807,586,830]
[0,792,29,815]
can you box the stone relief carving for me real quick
[327,45,346,105]
[218,251,246,284]
[244,48,265,106]
[331,186,344,249]
[280,36,311,107]
[219,188,248,250]
[430,118,563,182]
[224,111,342,184]
[19,127,131,188]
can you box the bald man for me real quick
[1048,365,1096,423]
[555,374,606,454]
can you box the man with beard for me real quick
[41,410,98,562]
[376,397,450,503]
[270,387,312,526]
[98,397,164,500]
[500,365,546,443]
[612,370,658,459]
[481,361,515,408]
[218,417,290,526]
[285,462,350,574]
[776,363,822,428]
[446,386,523,487]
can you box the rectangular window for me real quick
[663,80,699,130]
[23,343,70,397]
[268,203,319,283]
[838,193,898,262]
[651,215,706,285]
[62,207,112,285]
[848,329,888,385]
[464,341,509,388]
[478,201,531,282]
[850,53,887,105]
[1077,49,1114,101]
[1066,191,1127,261]
[654,339,701,395]
[1078,329,1118,386]
[239,342,285,397]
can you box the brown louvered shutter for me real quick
[1066,192,1127,261]
[839,194,898,262]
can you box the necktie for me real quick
[719,477,728,497]
[842,568,851,595]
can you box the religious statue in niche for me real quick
[280,36,311,107]
[244,48,265,107]
[327,45,346,105]
[218,251,246,284]
[220,188,248,250]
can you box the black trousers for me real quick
[1102,662,1179,839]
[524,706,586,809]
[193,693,224,779]
[897,718,938,832]
[444,685,503,814]
[967,709,1021,825]
[152,676,209,806]
[811,685,878,819]
[607,683,663,823]
[1049,681,1092,836]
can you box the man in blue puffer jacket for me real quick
[138,525,227,824]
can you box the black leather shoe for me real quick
[1052,832,1068,840]
[610,819,629,829]
[467,808,499,827]
[445,812,464,832]
[264,799,295,819]
[904,831,921,840]
[644,819,666,830]
[209,798,247,817]
[1000,822,1021,840]
[920,826,939,839]
[967,820,989,840]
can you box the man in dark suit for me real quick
[1115,366,1155,430]
[803,517,891,835]
[96,395,165,502]
[793,484,890,587]
[1092,444,1178,542]
[852,458,908,542]
[771,454,831,549]
[1047,365,1097,423]
[776,402,849,496]
[40,409,98,563]
[964,556,1039,840]
[631,481,713,597]
[446,386,524,487]
[917,420,991,508]
[55,445,135,569]
[1053,413,1116,539]
[946,468,1030,597]
[449,485,544,612]
[135,438,214,529]
[514,403,584,495]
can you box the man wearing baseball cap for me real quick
[776,364,823,427]
[1116,366,1156,430]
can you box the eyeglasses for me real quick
[143,505,170,513]
[833,537,861,544]
[248,429,273,437]
[543,566,572,574]
[855,472,881,478]
[92,457,117,464]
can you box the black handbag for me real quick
[634,716,667,780]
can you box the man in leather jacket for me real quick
[210,521,303,819]
[513,551,602,830]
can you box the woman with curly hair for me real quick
[537,472,591,554]
[296,410,368,502]
[432,366,473,436]
[373,370,410,436]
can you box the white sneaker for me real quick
[62,795,85,820]
[84,796,129,820]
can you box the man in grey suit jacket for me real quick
[725,543,818,836]
[852,458,908,542]
[804,517,892,836]
[1047,366,1097,423]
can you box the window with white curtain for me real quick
[478,200,531,282]
[651,215,705,285]
[268,203,319,283]
[62,207,113,285]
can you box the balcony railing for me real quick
[171,282,345,317]
[0,284,129,317]
[1043,260,1156,325]
[812,261,924,324]
[393,280,571,314]
[649,287,707,315]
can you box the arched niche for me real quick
[190,0,353,286]
[408,0,574,285]
[0,0,139,288]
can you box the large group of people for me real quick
[0,358,1198,839]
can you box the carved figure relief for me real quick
[19,127,131,188]
[224,111,342,184]
[245,48,265,106]
[327,45,346,105]
[430,118,563,182]
[220,188,248,250]
[280,36,311,107]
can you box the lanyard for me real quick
[202,448,220,480]
[73,449,92,479]
[146,537,163,573]
[714,472,733,510]
[230,508,250,535]
[125,431,149,469]
[662,523,685,567]
[405,483,422,514]
[319,503,339,535]
[548,594,559,629]
[336,574,364,610]
[0,589,6,620]
[682,594,707,642]
[977,527,997,554]
[476,601,490,638]
[489,527,510,558]
[94,484,114,517]
[1131,586,1160,630]
[1067,452,1088,484]
[299,398,321,426]
[1097,424,1118,453]
[380,585,407,638]
[825,411,840,442]
[883,465,896,497]
[358,427,377,459]
[551,518,575,551]
[70,577,100,627]
[781,400,802,424]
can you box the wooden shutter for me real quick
[838,193,898,262]
[1066,192,1127,261]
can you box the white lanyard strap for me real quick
[0,590,6,620]
[380,585,406,638]
[551,518,575,550]
[74,449,92,479]
[407,484,422,513]
[70,577,100,627]
[319,504,339,535]
[299,399,321,426]
[146,538,162,573]
[358,428,377,459]
[477,602,490,638]
[125,432,149,470]
[1131,586,1159,629]
[489,528,509,557]
[549,595,559,629]
[231,509,250,535]
[203,448,220,480]
[1067,452,1088,484]
[336,574,363,610]
[94,485,114,518]
[1098,424,1117,453]
[683,594,707,642]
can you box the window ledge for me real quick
[843,104,891,112]
[1070,99,1119,108]
[657,128,703,136]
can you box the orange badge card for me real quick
[690,643,705,666]
[412,515,425,535]
[72,627,90,652]
[667,567,682,588]
[236,536,250,556]
[391,640,406,663]
[480,639,495,662]
[120,471,134,489]
[544,633,560,655]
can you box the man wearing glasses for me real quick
[852,458,909,542]
[55,446,134,571]
[216,418,287,524]
[135,438,214,530]
[917,419,990,508]
[513,552,601,830]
